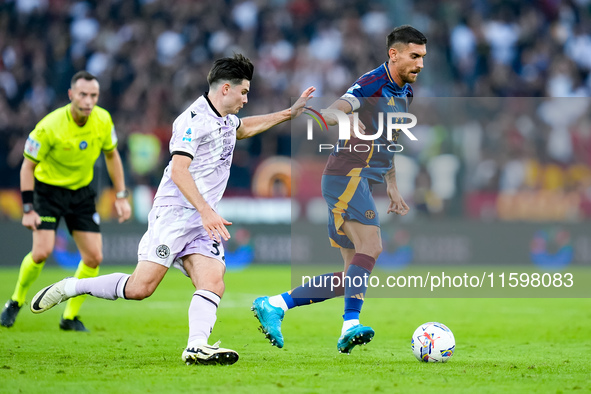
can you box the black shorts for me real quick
[34,180,100,233]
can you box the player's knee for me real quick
[31,248,52,263]
[358,243,382,260]
[199,279,225,298]
[210,282,225,297]
[83,251,103,267]
[373,242,383,258]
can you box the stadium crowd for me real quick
[1,0,591,218]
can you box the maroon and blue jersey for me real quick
[323,62,413,183]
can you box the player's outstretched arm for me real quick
[321,97,366,134]
[385,165,409,216]
[236,86,315,140]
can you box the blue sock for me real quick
[281,272,344,309]
[343,253,376,321]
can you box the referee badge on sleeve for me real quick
[25,137,41,159]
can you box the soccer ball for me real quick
[411,322,455,362]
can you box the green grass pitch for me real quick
[1,265,590,393]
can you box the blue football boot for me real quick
[252,296,285,348]
[337,324,375,354]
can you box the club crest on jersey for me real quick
[79,141,88,150]
[365,210,376,219]
[182,128,192,142]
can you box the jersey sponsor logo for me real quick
[25,137,41,158]
[365,210,376,220]
[156,244,171,259]
[182,128,192,142]
[220,130,234,161]
[79,141,88,150]
[220,145,233,161]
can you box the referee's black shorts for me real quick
[34,180,100,233]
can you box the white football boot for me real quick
[30,278,74,314]
[182,341,239,366]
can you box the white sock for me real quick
[188,290,220,346]
[187,338,208,348]
[268,295,288,312]
[63,278,79,297]
[341,319,360,335]
[73,273,130,300]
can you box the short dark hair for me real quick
[71,71,97,87]
[207,54,254,87]
[387,25,427,49]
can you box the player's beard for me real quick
[404,69,420,84]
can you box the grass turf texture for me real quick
[1,265,590,393]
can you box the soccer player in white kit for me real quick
[30,54,315,366]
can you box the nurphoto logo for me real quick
[304,108,418,153]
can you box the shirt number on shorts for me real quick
[210,242,220,256]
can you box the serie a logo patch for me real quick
[25,137,41,158]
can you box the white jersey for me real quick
[153,94,240,211]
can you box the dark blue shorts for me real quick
[321,174,379,249]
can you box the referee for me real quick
[1,71,131,331]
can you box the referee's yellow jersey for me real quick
[23,104,118,190]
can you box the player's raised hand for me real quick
[291,86,316,118]
[387,187,410,216]
[201,207,232,242]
